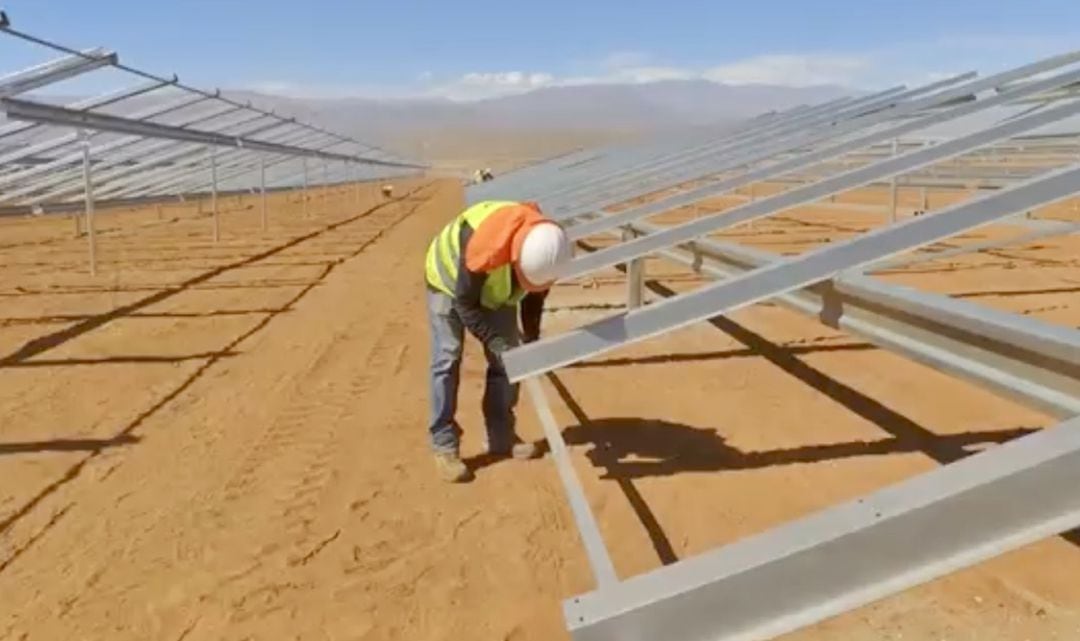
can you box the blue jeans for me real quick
[426,287,520,454]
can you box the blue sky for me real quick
[2,0,1079,101]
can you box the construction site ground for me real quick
[1,178,1079,640]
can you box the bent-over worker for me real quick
[424,200,572,482]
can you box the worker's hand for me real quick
[488,336,510,359]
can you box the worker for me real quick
[381,184,394,198]
[424,200,572,482]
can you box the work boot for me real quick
[434,451,470,483]
[487,441,541,460]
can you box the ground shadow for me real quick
[0,434,140,456]
[0,309,291,328]
[7,352,238,368]
[562,417,1037,480]
[463,439,551,475]
[953,285,1080,299]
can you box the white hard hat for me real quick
[518,222,572,287]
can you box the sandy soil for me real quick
[1,179,1079,641]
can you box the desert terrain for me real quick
[1,176,1079,641]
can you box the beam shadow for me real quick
[0,309,290,327]
[0,434,140,456]
[874,261,1026,276]
[0,185,430,368]
[0,279,321,298]
[0,185,431,551]
[770,214,872,235]
[128,309,292,319]
[953,285,1080,299]
[6,352,237,368]
[562,418,1037,480]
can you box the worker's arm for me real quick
[453,225,511,354]
[520,289,548,343]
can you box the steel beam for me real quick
[259,154,268,231]
[12,114,310,204]
[0,102,241,194]
[210,147,220,242]
[86,120,312,200]
[504,162,1080,380]
[566,415,1080,641]
[125,135,348,201]
[80,132,96,276]
[0,92,210,167]
[865,221,1080,272]
[0,48,117,97]
[0,78,172,142]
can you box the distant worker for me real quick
[473,169,485,185]
[381,184,394,198]
[424,200,572,482]
[482,167,495,182]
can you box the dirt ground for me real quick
[1,179,1079,641]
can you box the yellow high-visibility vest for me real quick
[424,201,528,309]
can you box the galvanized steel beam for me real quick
[0,48,116,97]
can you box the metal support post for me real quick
[210,146,220,242]
[889,138,899,222]
[80,130,97,276]
[302,157,309,217]
[622,227,645,309]
[354,162,361,208]
[260,154,268,232]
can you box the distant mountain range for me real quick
[227,80,850,139]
